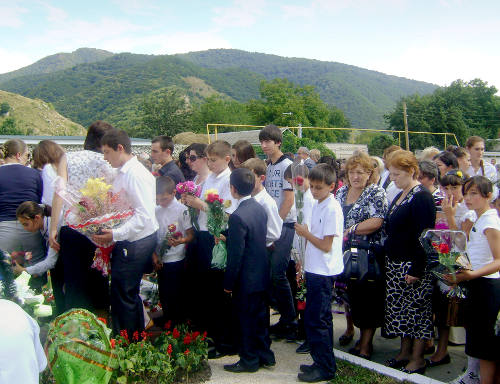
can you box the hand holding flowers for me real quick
[177,181,202,230]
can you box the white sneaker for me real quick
[450,371,480,384]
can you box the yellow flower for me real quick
[204,188,218,200]
[80,177,112,201]
[223,200,232,208]
[456,171,463,178]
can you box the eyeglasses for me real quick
[188,155,203,162]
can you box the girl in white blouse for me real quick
[450,176,500,384]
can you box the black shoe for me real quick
[269,322,285,335]
[425,354,451,368]
[208,348,226,359]
[299,363,316,373]
[223,361,259,373]
[296,341,311,354]
[400,365,426,375]
[386,358,409,368]
[259,359,276,368]
[298,367,335,383]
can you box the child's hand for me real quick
[182,194,205,210]
[294,223,309,237]
[169,237,184,247]
[441,195,457,217]
[445,270,473,284]
[12,262,26,276]
[214,234,226,244]
[92,229,113,245]
[152,252,163,271]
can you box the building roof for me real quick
[0,135,151,146]
[210,128,289,145]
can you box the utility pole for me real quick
[403,102,409,150]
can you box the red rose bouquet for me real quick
[204,188,231,269]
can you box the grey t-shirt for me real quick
[265,155,296,223]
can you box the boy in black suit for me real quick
[223,168,275,373]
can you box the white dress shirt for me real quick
[112,156,159,242]
[304,194,344,276]
[467,162,497,183]
[253,188,283,246]
[155,199,192,263]
[0,300,47,384]
[197,167,237,232]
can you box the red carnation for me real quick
[141,331,147,340]
[184,349,190,356]
[172,328,180,339]
[201,331,207,341]
[132,331,139,341]
[183,334,192,345]
[110,339,116,349]
[192,331,200,339]
[164,320,172,330]
[167,344,172,355]
[120,330,129,341]
[97,317,107,325]
[439,243,450,254]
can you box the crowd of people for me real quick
[0,122,499,384]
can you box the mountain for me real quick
[0,90,86,136]
[0,48,114,84]
[0,48,438,131]
[177,49,438,128]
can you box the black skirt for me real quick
[464,277,500,361]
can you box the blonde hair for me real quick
[344,152,378,187]
[387,150,419,179]
[0,139,26,159]
[206,140,231,158]
[418,146,440,161]
[310,149,320,162]
[241,158,267,177]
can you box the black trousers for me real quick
[270,224,296,325]
[305,272,337,376]
[59,226,109,312]
[234,290,275,370]
[191,231,234,350]
[50,254,65,317]
[110,232,157,336]
[158,259,185,326]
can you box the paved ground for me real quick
[206,313,467,384]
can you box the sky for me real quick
[1,0,500,90]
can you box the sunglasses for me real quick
[188,155,203,162]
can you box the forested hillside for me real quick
[0,48,114,84]
[0,48,438,131]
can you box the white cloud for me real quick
[152,31,232,54]
[212,0,267,28]
[110,0,162,16]
[0,3,28,27]
[0,48,34,74]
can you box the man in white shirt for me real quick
[94,129,158,335]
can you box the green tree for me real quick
[135,88,192,138]
[191,95,253,133]
[385,79,500,149]
[0,118,23,135]
[0,102,10,115]
[247,78,349,143]
[368,134,396,157]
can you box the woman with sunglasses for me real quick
[185,143,210,188]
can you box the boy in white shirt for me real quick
[295,164,344,383]
[241,158,282,247]
[93,129,159,336]
[182,140,237,356]
[153,176,194,326]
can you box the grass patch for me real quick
[329,360,412,384]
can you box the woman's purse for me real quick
[343,224,382,283]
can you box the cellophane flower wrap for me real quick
[158,222,183,258]
[176,181,202,231]
[205,188,231,269]
[420,229,472,298]
[59,177,134,276]
[46,309,117,384]
[291,161,308,269]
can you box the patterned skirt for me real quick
[384,257,434,340]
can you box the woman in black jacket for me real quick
[383,150,436,375]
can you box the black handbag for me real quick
[343,225,382,283]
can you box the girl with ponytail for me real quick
[15,201,64,315]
